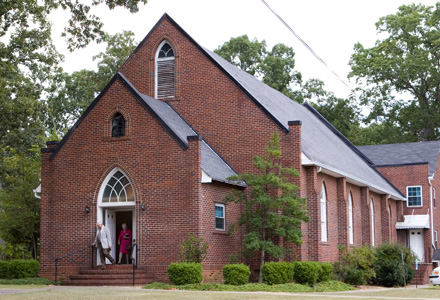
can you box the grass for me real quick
[144,280,353,293]
[0,277,53,289]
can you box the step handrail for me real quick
[54,245,94,285]
[132,243,138,286]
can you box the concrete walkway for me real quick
[0,284,437,299]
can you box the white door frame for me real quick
[96,168,136,265]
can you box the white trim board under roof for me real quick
[302,153,405,200]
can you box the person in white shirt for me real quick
[92,222,115,269]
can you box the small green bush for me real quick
[373,242,415,287]
[167,262,203,285]
[317,262,333,282]
[293,261,319,286]
[0,260,39,279]
[261,262,294,285]
[223,264,250,285]
[334,245,376,285]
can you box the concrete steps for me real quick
[61,265,154,286]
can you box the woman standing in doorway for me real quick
[117,223,132,264]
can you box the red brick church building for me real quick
[39,14,439,283]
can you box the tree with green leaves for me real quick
[215,35,301,100]
[349,3,440,142]
[46,31,138,134]
[0,147,42,259]
[224,132,309,283]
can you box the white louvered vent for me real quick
[157,59,175,98]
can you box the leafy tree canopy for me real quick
[225,132,309,283]
[349,3,440,141]
[46,30,138,134]
[215,35,302,100]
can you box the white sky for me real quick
[51,0,438,98]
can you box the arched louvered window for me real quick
[348,193,354,244]
[102,170,135,203]
[111,112,125,138]
[155,41,175,99]
[321,183,327,242]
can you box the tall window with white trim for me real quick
[348,193,354,245]
[370,199,375,246]
[215,204,225,231]
[435,230,438,249]
[155,41,175,99]
[407,186,422,207]
[321,183,327,242]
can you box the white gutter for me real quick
[301,153,404,201]
[429,175,435,249]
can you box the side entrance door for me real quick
[105,209,117,264]
[409,229,424,262]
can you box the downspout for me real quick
[429,175,435,249]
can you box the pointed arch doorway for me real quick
[97,168,136,265]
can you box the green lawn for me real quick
[0,285,439,300]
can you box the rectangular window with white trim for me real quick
[435,230,438,249]
[407,186,422,207]
[215,204,225,231]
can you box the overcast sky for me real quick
[51,0,438,98]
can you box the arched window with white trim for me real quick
[321,183,327,242]
[155,41,175,99]
[370,198,375,246]
[348,193,354,245]
[102,170,135,203]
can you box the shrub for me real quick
[167,263,203,285]
[293,261,319,286]
[0,260,39,279]
[373,242,415,287]
[261,262,294,285]
[178,233,208,263]
[223,264,250,285]
[317,262,333,282]
[334,245,376,285]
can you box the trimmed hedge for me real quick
[317,262,333,282]
[222,264,250,285]
[293,261,319,286]
[0,260,39,279]
[262,262,294,285]
[167,263,203,285]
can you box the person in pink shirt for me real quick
[117,223,132,264]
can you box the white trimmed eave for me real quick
[301,152,405,201]
[201,169,212,183]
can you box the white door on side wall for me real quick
[105,209,116,264]
[409,230,425,262]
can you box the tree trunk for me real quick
[259,247,265,283]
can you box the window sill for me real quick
[102,137,132,142]
[321,242,331,246]
[212,231,228,236]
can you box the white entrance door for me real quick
[409,230,424,262]
[105,209,117,264]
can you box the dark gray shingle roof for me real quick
[201,141,245,187]
[120,73,243,186]
[203,49,403,199]
[358,141,440,176]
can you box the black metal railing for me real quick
[54,245,94,285]
[131,243,138,286]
